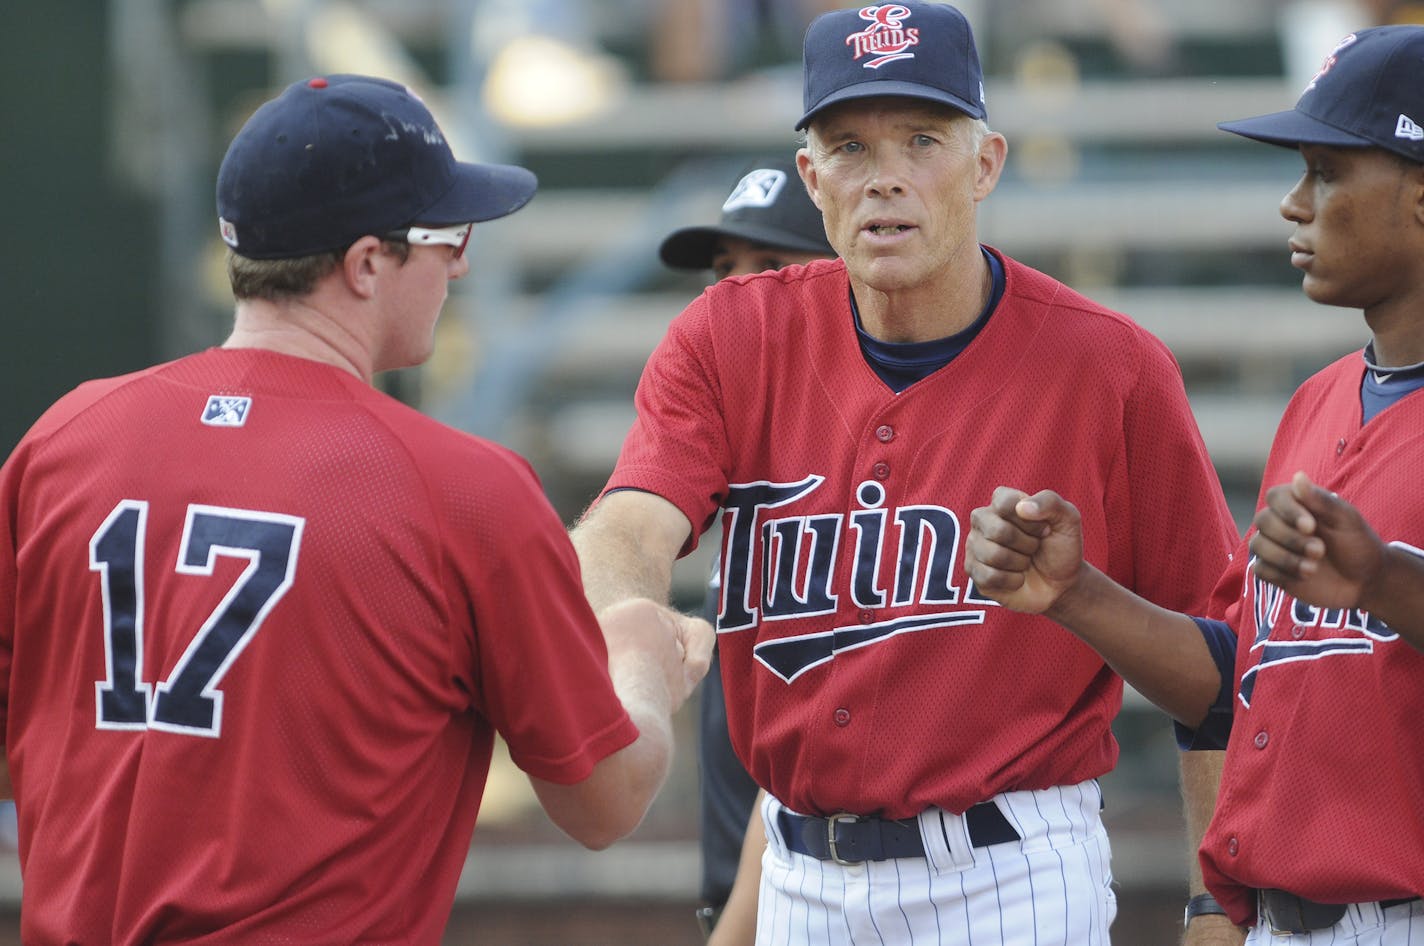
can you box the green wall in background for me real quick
[0,2,158,456]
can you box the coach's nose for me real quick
[866,151,909,197]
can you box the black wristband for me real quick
[1184,892,1228,927]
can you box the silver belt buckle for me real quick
[1262,889,1295,937]
[826,812,860,866]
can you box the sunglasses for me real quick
[385,223,473,258]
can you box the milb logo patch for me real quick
[723,169,787,213]
[201,395,252,427]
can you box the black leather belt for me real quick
[1259,888,1421,934]
[777,802,1020,866]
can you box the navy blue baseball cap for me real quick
[659,157,835,270]
[217,74,538,259]
[1218,25,1424,164]
[796,2,986,130]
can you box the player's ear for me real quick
[1406,157,1424,228]
[796,147,823,211]
[340,235,385,299]
[973,129,1007,203]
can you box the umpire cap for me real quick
[658,157,834,271]
[217,74,538,259]
[1218,25,1424,164]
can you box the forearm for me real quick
[1179,749,1220,897]
[530,637,677,849]
[532,595,709,849]
[529,706,671,850]
[1048,565,1222,728]
[570,492,688,613]
[707,791,766,946]
[1179,751,1246,944]
[1360,544,1424,652]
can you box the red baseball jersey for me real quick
[0,348,637,945]
[605,252,1237,818]
[1200,353,1424,924]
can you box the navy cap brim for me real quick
[659,221,834,270]
[418,161,538,226]
[796,80,984,130]
[1217,109,1378,150]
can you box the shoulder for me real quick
[694,258,845,319]
[993,250,1178,365]
[16,359,182,447]
[997,252,1148,332]
[1277,350,1366,419]
[1302,349,1367,388]
[668,258,847,351]
[366,397,543,493]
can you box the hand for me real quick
[1249,471,1384,610]
[965,487,1085,615]
[669,608,715,704]
[598,598,714,711]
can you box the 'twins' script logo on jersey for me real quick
[1237,552,1408,707]
[847,5,920,69]
[717,476,993,683]
[201,395,252,427]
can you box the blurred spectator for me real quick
[473,0,631,126]
[649,0,844,82]
[1272,0,1424,90]
[980,0,1182,76]
[1362,0,1424,22]
[1276,0,1372,87]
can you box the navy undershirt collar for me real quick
[1361,342,1424,423]
[851,247,1005,393]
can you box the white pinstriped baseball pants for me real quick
[1245,899,1424,945]
[756,781,1116,946]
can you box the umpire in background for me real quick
[0,74,711,944]
[658,155,837,938]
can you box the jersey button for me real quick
[858,609,874,624]
[1290,624,1307,640]
[1337,437,1347,456]
[872,461,890,480]
[1227,837,1239,857]
[833,708,851,727]
[875,424,894,443]
[1253,730,1269,749]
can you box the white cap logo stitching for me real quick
[1304,32,1358,93]
[847,5,921,69]
[1397,114,1424,141]
[723,169,788,213]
